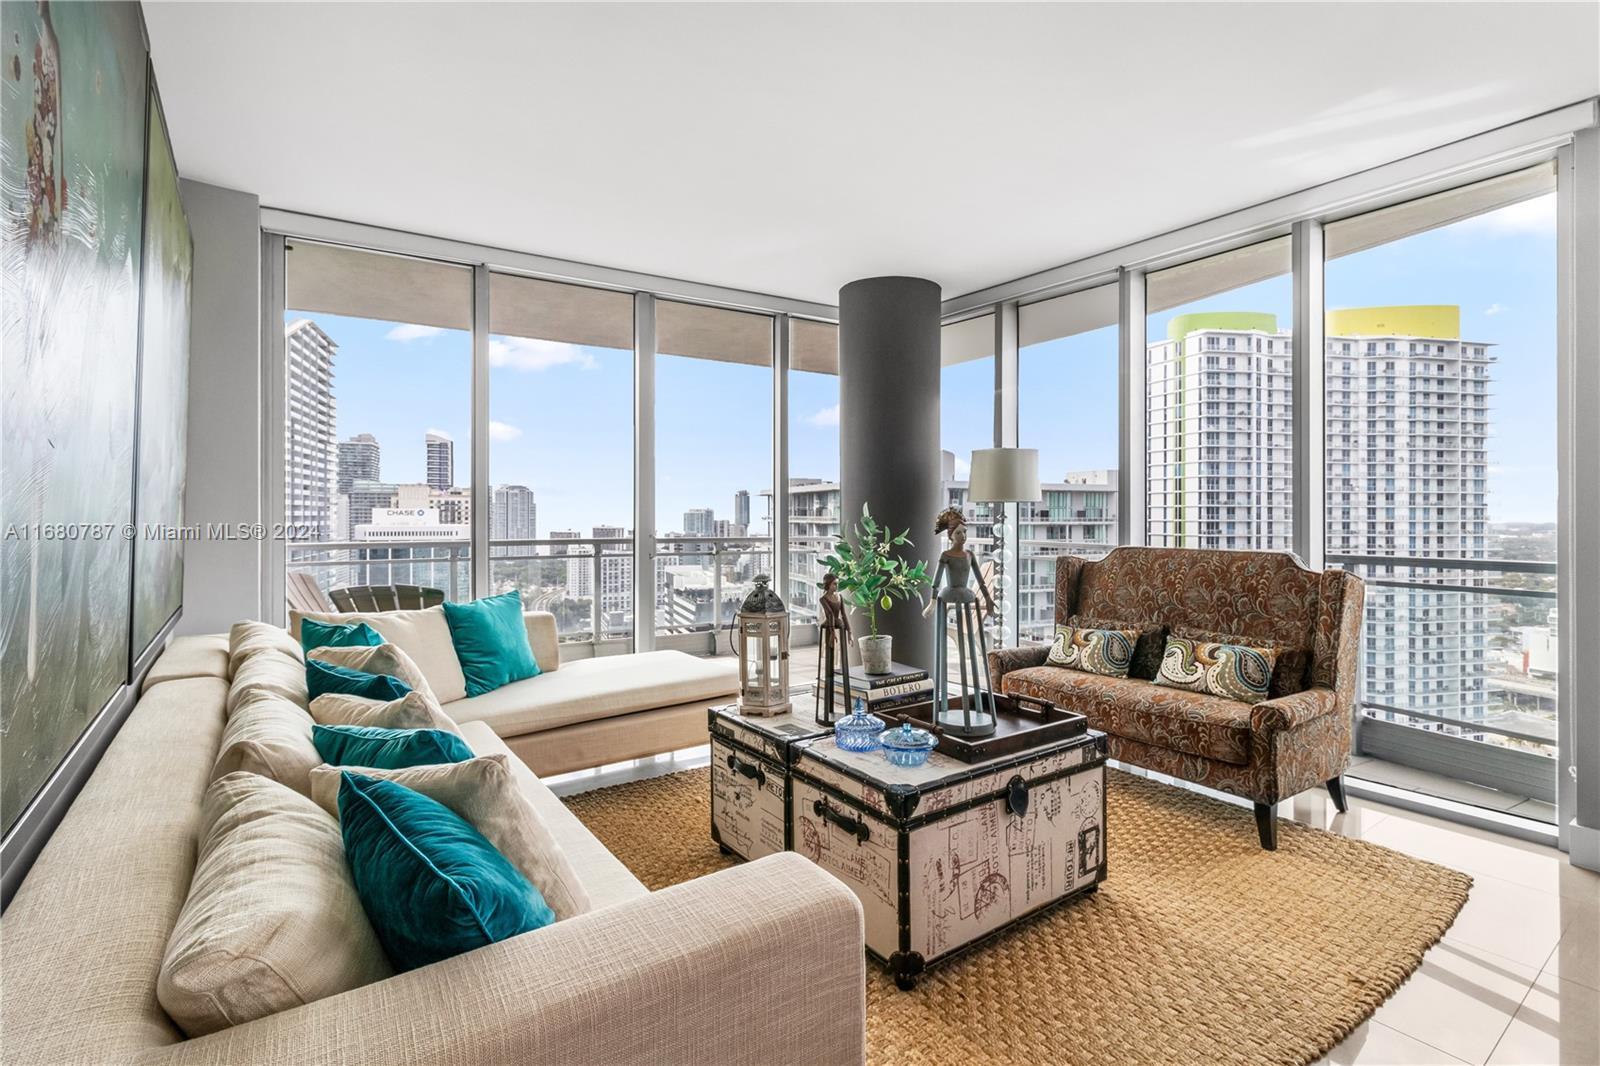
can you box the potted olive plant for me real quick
[820,504,931,674]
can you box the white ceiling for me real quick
[145,2,1599,307]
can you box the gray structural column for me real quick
[839,277,942,670]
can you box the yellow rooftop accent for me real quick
[1326,305,1459,340]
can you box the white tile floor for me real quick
[547,748,1600,1066]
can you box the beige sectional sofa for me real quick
[289,606,739,776]
[2,633,866,1065]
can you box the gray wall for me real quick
[839,277,942,671]
[176,179,263,635]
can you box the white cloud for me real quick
[1457,195,1556,238]
[488,336,596,372]
[1484,303,1506,317]
[488,420,523,442]
[386,324,444,342]
[806,403,840,428]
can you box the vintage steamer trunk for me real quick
[790,729,1108,989]
[708,705,833,861]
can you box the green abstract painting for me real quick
[1,1,149,833]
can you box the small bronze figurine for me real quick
[923,507,998,736]
[815,572,854,725]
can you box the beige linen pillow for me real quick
[225,648,308,715]
[290,606,468,702]
[212,692,321,796]
[158,771,392,1036]
[309,755,591,920]
[310,690,462,735]
[226,620,303,676]
[307,643,435,701]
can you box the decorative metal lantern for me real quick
[735,575,791,717]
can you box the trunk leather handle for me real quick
[813,798,871,844]
[726,753,766,789]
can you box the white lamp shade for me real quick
[968,448,1041,502]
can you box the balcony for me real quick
[288,533,840,659]
[1331,553,1558,825]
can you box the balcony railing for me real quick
[1329,553,1558,818]
[289,533,838,656]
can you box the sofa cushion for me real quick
[305,659,413,702]
[1002,665,1255,765]
[313,724,473,770]
[157,772,391,1036]
[227,620,304,676]
[457,721,648,911]
[299,618,384,653]
[308,643,435,701]
[1068,615,1167,681]
[311,690,461,735]
[442,591,541,697]
[1045,623,1139,677]
[446,651,737,736]
[225,647,308,715]
[309,755,592,920]
[142,634,231,692]
[1174,625,1310,699]
[291,606,469,703]
[338,773,555,972]
[1155,637,1278,706]
[212,691,322,796]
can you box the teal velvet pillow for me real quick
[313,725,473,770]
[338,773,554,971]
[441,591,541,698]
[306,659,412,702]
[300,618,385,653]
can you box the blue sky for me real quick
[294,192,1556,537]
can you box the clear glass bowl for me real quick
[879,721,937,767]
[833,702,884,752]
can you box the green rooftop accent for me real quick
[1167,311,1278,343]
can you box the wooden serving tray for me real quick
[872,692,1088,763]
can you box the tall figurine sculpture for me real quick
[815,572,853,725]
[923,508,999,737]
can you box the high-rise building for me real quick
[683,508,715,536]
[779,462,1116,634]
[1146,311,1293,552]
[591,525,632,628]
[432,487,472,527]
[733,490,751,530]
[1147,305,1490,734]
[426,431,454,491]
[337,433,380,494]
[285,320,337,541]
[345,478,398,532]
[491,484,536,558]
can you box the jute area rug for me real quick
[564,767,1471,1066]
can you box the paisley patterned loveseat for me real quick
[988,547,1364,849]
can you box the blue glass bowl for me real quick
[879,721,937,767]
[834,706,884,752]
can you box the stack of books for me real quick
[814,662,933,715]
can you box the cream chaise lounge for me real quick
[290,606,739,776]
[2,634,866,1066]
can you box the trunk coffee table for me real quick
[709,703,1108,990]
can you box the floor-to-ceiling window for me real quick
[283,242,474,605]
[787,318,840,625]
[654,301,774,649]
[488,273,634,645]
[1146,238,1293,551]
[1018,284,1120,640]
[1324,164,1559,821]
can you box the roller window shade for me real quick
[1325,162,1556,261]
[488,273,633,350]
[285,241,471,328]
[656,300,773,366]
[941,313,994,367]
[1147,236,1291,317]
[1019,283,1119,348]
[791,318,839,375]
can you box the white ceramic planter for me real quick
[858,634,893,675]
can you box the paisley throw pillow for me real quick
[1046,624,1140,678]
[1155,637,1279,705]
